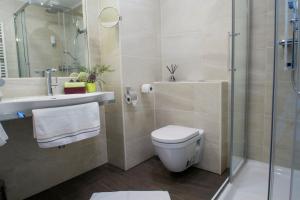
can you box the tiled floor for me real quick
[27,157,228,200]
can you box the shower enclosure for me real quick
[14,1,88,77]
[269,0,300,199]
[221,0,300,199]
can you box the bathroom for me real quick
[0,0,299,199]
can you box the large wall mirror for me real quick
[0,0,89,78]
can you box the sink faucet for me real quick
[45,68,58,96]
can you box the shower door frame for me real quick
[229,0,250,182]
[14,3,31,77]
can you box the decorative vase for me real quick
[169,74,176,82]
[86,82,97,93]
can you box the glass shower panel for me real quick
[14,10,30,77]
[61,9,87,75]
[291,114,300,199]
[270,0,300,199]
[230,0,248,178]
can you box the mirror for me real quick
[0,0,88,78]
[99,7,120,28]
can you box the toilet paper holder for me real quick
[124,87,138,106]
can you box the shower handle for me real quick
[227,32,240,72]
[290,23,300,95]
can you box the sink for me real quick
[0,92,115,121]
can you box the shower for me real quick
[75,19,87,38]
[215,0,300,199]
[13,0,88,77]
[281,0,300,94]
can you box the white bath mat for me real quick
[90,191,171,200]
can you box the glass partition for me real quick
[291,109,300,199]
[230,0,249,179]
[270,0,300,199]
[14,9,30,77]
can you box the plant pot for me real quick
[86,83,97,93]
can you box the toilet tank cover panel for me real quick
[151,125,204,143]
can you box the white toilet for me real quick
[151,125,204,172]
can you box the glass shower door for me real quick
[270,0,300,199]
[230,0,249,179]
[291,105,300,199]
[14,9,30,77]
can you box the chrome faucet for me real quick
[45,68,58,96]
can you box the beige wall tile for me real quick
[154,82,228,174]
[160,0,230,81]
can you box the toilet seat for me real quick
[151,125,203,144]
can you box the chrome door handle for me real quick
[228,32,240,72]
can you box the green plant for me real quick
[89,64,114,85]
[68,65,114,86]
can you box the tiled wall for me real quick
[102,0,232,171]
[120,0,162,170]
[101,0,162,170]
[247,0,274,163]
[160,0,231,81]
[99,0,126,169]
[154,81,228,174]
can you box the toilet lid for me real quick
[151,125,203,144]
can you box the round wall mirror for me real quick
[99,7,120,28]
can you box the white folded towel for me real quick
[32,102,100,148]
[0,123,8,147]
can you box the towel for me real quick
[32,102,100,148]
[90,191,171,200]
[0,123,8,147]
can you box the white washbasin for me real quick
[0,92,114,121]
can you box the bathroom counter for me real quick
[0,92,115,121]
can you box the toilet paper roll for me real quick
[141,84,153,93]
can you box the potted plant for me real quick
[86,64,114,92]
[86,72,97,93]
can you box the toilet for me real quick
[151,125,204,172]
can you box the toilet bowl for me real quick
[151,125,204,172]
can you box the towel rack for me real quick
[0,22,8,78]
